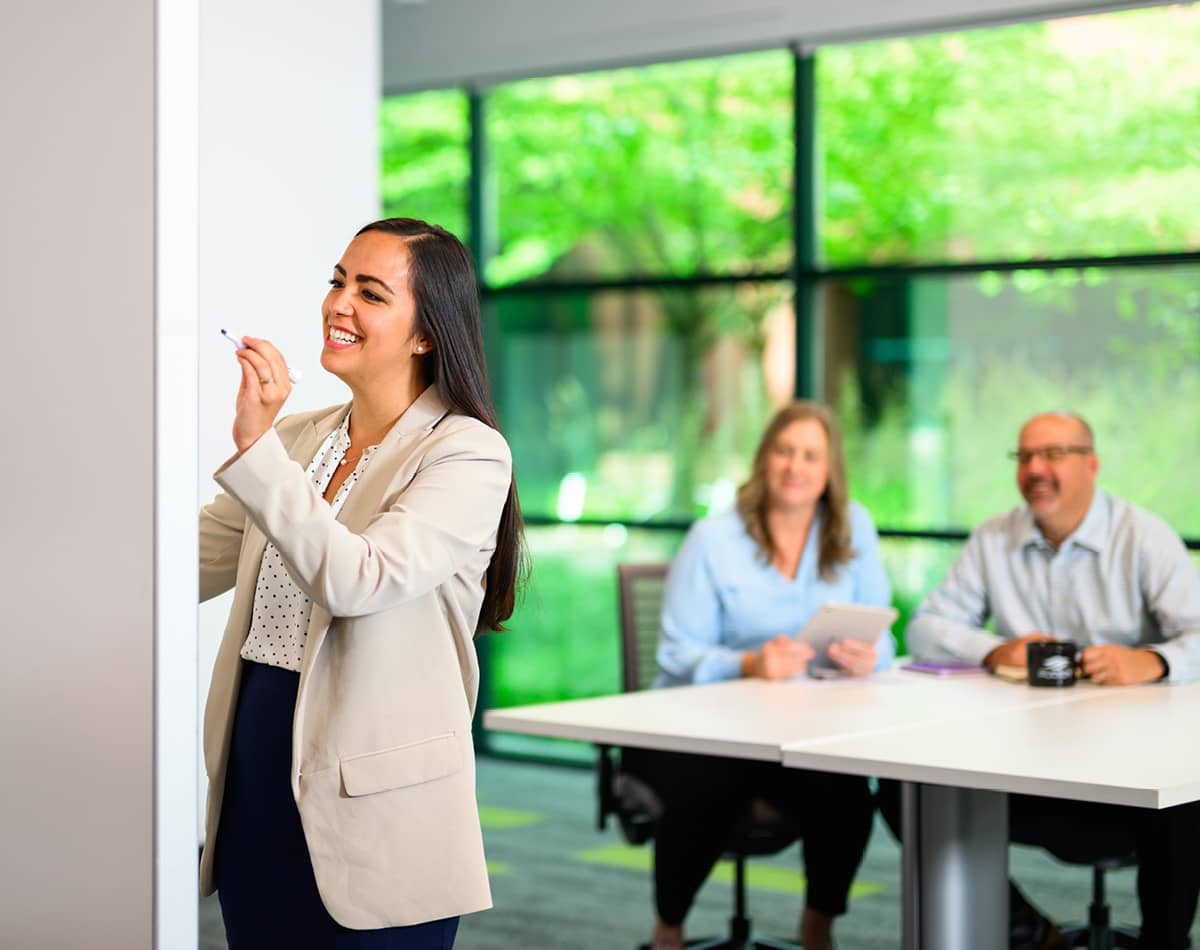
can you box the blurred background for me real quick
[379,4,1200,761]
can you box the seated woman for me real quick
[643,400,894,950]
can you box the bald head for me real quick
[1019,412,1094,450]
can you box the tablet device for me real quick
[795,602,899,659]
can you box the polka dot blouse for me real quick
[240,412,380,672]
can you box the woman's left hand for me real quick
[827,639,877,678]
[232,336,292,452]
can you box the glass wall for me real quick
[485,51,793,285]
[825,265,1200,534]
[380,4,1200,759]
[380,90,469,236]
[817,9,1200,264]
[494,283,794,523]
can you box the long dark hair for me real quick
[356,217,526,632]
[735,400,854,579]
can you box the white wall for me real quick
[0,0,378,943]
[197,0,380,835]
[0,0,197,946]
[382,0,1153,91]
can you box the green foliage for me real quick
[379,90,469,239]
[485,50,793,285]
[819,8,1200,263]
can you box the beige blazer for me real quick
[197,385,509,928]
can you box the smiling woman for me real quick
[632,400,895,950]
[197,217,526,949]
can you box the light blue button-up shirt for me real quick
[655,503,895,687]
[907,491,1200,683]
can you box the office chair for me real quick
[595,563,802,950]
[1014,828,1139,949]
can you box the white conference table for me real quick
[483,672,1200,950]
[780,680,1200,949]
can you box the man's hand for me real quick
[1080,645,1166,686]
[983,632,1055,669]
[742,635,815,680]
[827,639,878,678]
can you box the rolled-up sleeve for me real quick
[656,525,743,685]
[1140,524,1200,684]
[906,530,999,665]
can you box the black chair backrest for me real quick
[616,563,670,693]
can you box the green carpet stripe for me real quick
[576,843,653,871]
[575,845,883,899]
[478,805,543,828]
[486,860,510,875]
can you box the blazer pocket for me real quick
[340,732,462,797]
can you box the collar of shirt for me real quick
[1013,490,1111,554]
[330,412,384,468]
[333,410,352,454]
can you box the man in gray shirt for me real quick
[905,411,1200,948]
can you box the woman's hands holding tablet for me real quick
[742,634,879,679]
[742,635,815,680]
[827,639,879,677]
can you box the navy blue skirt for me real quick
[214,660,460,950]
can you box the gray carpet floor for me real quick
[201,754,1190,948]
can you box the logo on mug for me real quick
[1028,640,1078,687]
[1041,655,1073,679]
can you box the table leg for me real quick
[900,782,921,950]
[901,782,1008,950]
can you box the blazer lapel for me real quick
[335,385,449,533]
[292,406,350,467]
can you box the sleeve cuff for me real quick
[1148,645,1181,683]
[214,428,291,502]
[693,649,745,685]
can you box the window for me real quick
[380,89,469,238]
[493,283,794,523]
[818,7,1200,265]
[486,51,793,285]
[823,264,1200,534]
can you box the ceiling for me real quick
[380,0,1149,93]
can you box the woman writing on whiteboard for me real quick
[641,401,894,950]
[198,218,524,949]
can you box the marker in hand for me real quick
[221,328,302,384]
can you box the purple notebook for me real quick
[903,660,986,676]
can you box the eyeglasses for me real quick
[1008,445,1093,464]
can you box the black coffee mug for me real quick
[1027,640,1079,687]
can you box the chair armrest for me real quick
[596,744,665,844]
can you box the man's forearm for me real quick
[906,614,997,665]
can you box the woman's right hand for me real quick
[231,336,292,453]
[742,635,814,680]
